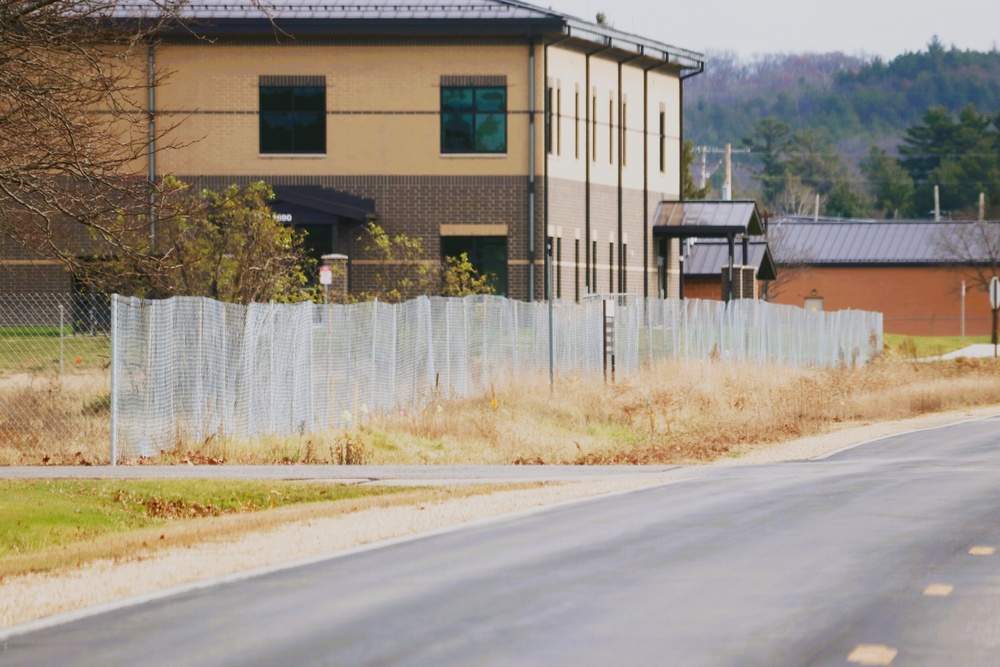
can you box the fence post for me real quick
[58,304,64,377]
[109,295,118,466]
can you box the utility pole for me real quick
[722,143,732,201]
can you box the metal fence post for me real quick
[58,304,64,377]
[109,295,118,466]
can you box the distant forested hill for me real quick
[683,38,1000,150]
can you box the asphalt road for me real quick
[5,417,1000,666]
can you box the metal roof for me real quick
[683,239,777,280]
[653,200,765,238]
[115,0,703,67]
[770,216,1000,265]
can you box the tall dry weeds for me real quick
[6,358,1000,467]
[0,371,110,465]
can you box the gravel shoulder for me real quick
[3,404,999,631]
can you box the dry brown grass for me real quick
[6,358,1000,467]
[350,356,1000,465]
[0,371,109,466]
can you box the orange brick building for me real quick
[766,218,994,337]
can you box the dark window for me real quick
[441,86,507,154]
[545,87,553,155]
[659,112,666,173]
[574,238,580,302]
[556,237,562,299]
[556,89,562,156]
[260,85,326,154]
[608,99,613,164]
[574,92,580,159]
[441,236,508,295]
[592,240,597,290]
[621,103,627,166]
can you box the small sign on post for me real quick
[319,265,333,286]
[991,276,999,357]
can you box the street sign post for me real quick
[991,277,999,357]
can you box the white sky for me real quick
[542,0,1000,60]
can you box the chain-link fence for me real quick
[108,294,882,460]
[0,293,111,459]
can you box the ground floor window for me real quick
[441,236,507,296]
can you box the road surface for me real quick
[4,417,1000,665]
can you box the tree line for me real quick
[727,104,1000,220]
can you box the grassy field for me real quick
[0,479,517,578]
[883,333,990,358]
[0,328,109,375]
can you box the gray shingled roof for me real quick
[116,0,703,66]
[770,216,999,264]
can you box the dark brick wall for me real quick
[0,263,73,294]
[187,174,538,300]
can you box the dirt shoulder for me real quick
[3,404,998,632]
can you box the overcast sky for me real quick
[542,0,999,61]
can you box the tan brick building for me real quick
[0,0,704,302]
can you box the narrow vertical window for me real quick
[575,237,580,302]
[545,86,553,155]
[608,99,614,165]
[556,88,562,156]
[622,243,628,292]
[574,92,580,159]
[592,240,597,289]
[608,242,614,293]
[621,103,627,167]
[659,112,666,173]
[592,96,597,162]
[556,236,563,299]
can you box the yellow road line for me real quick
[847,644,898,665]
[969,546,996,555]
[923,584,954,596]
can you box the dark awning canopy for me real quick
[683,239,778,281]
[271,186,377,225]
[652,200,765,238]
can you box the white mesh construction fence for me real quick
[109,294,882,459]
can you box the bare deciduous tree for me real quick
[935,221,1000,294]
[0,0,186,275]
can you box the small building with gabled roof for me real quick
[766,216,998,336]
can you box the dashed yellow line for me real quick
[969,546,996,555]
[847,644,898,665]
[923,584,954,596]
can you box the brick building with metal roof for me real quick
[764,216,998,336]
[1,0,705,303]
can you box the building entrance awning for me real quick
[271,186,377,225]
[652,200,764,238]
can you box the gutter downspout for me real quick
[677,61,705,300]
[643,59,671,300]
[148,41,156,247]
[528,39,537,301]
[617,53,641,295]
[585,43,611,295]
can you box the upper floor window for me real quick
[441,84,507,154]
[259,76,326,154]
